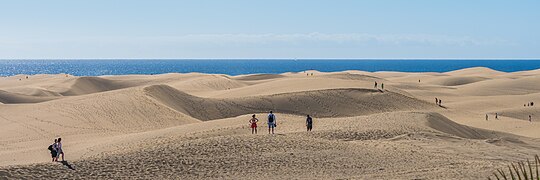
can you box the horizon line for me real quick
[1,58,540,60]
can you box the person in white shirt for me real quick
[57,138,65,162]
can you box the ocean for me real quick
[1,60,540,76]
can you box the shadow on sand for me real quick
[60,161,75,170]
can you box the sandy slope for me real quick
[1,67,540,179]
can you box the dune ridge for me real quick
[144,84,435,120]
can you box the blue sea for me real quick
[1,60,540,76]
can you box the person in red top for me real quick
[249,114,259,134]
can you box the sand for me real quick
[1,67,540,179]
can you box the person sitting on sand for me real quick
[306,115,313,132]
[249,114,259,134]
[57,138,65,162]
[48,139,58,162]
[268,111,277,134]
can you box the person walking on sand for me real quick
[268,111,277,134]
[438,99,442,106]
[374,81,378,89]
[57,138,65,162]
[306,115,313,132]
[249,114,259,134]
[486,114,488,121]
[48,139,58,162]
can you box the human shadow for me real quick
[60,161,75,170]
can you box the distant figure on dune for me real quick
[438,99,442,106]
[529,115,532,122]
[249,114,259,134]
[435,98,438,105]
[419,79,421,83]
[485,114,488,121]
[268,111,277,134]
[48,139,58,162]
[374,81,378,89]
[311,73,313,76]
[531,102,534,106]
[306,115,313,132]
[57,138,65,162]
[495,113,498,119]
[381,83,384,90]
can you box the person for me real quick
[311,73,313,76]
[419,79,421,83]
[374,81,378,89]
[306,115,313,132]
[495,113,498,119]
[486,114,488,121]
[381,83,384,90]
[249,114,259,134]
[438,99,442,106]
[435,98,438,105]
[57,138,64,162]
[529,115,532,122]
[48,139,58,162]
[531,102,534,106]
[268,111,277,134]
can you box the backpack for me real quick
[268,114,275,123]
[48,144,53,151]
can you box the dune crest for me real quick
[144,84,435,121]
[60,77,132,96]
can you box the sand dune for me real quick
[233,73,286,81]
[1,112,537,179]
[456,75,540,96]
[60,77,133,96]
[496,107,538,121]
[2,68,540,179]
[445,67,505,76]
[425,76,489,86]
[144,84,434,120]
[0,90,58,104]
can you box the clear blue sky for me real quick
[0,0,538,59]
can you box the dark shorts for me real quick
[51,150,57,158]
[307,123,313,129]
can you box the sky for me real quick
[0,0,538,59]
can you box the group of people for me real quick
[485,113,499,120]
[47,138,65,162]
[248,111,314,134]
[435,98,442,106]
[524,102,535,107]
[374,81,384,90]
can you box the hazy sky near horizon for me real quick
[0,0,538,59]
